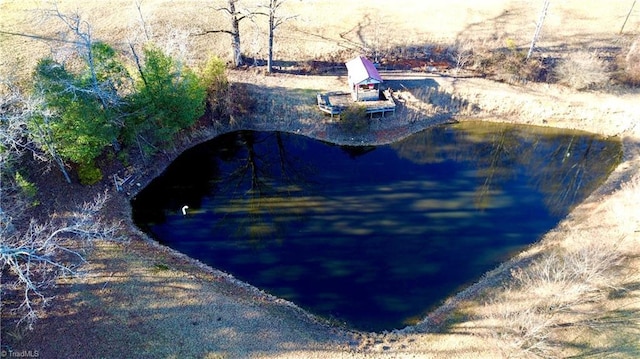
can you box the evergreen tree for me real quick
[125,45,207,151]
[29,42,128,184]
[31,57,119,165]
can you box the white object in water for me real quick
[181,205,189,215]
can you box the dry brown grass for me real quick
[554,50,609,90]
[473,173,640,358]
[2,0,638,80]
[618,36,640,86]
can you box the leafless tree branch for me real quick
[134,0,152,42]
[0,191,124,330]
[193,29,235,36]
[1,79,72,182]
[195,0,261,67]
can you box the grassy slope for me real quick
[1,1,640,358]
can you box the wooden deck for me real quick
[317,89,396,118]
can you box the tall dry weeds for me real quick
[618,36,640,86]
[487,242,629,358]
[554,50,609,90]
[481,174,640,358]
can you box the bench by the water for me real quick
[317,90,396,118]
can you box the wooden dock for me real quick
[317,89,396,118]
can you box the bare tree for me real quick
[196,0,252,67]
[0,191,122,329]
[1,80,34,155]
[3,83,119,329]
[40,5,125,111]
[194,0,295,71]
[0,79,71,183]
[258,0,296,73]
[526,0,551,60]
[453,40,474,75]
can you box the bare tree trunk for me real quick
[527,0,551,60]
[129,42,147,86]
[228,0,244,67]
[196,0,245,67]
[264,0,295,73]
[231,24,243,66]
[267,0,275,73]
[620,0,637,34]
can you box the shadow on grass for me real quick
[0,241,356,359]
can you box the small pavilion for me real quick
[345,56,383,101]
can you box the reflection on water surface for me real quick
[132,121,621,332]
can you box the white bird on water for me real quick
[181,205,189,216]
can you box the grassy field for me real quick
[1,1,640,358]
[2,0,639,78]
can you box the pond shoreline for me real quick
[134,123,617,333]
[121,71,640,351]
[133,72,640,349]
[10,71,640,358]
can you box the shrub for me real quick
[619,37,640,86]
[487,240,628,358]
[470,44,547,83]
[31,56,121,166]
[200,55,228,89]
[14,172,37,200]
[125,45,207,148]
[14,171,39,206]
[201,55,229,116]
[554,51,609,90]
[520,57,548,82]
[338,105,368,134]
[77,162,103,185]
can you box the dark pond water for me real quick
[132,121,621,332]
